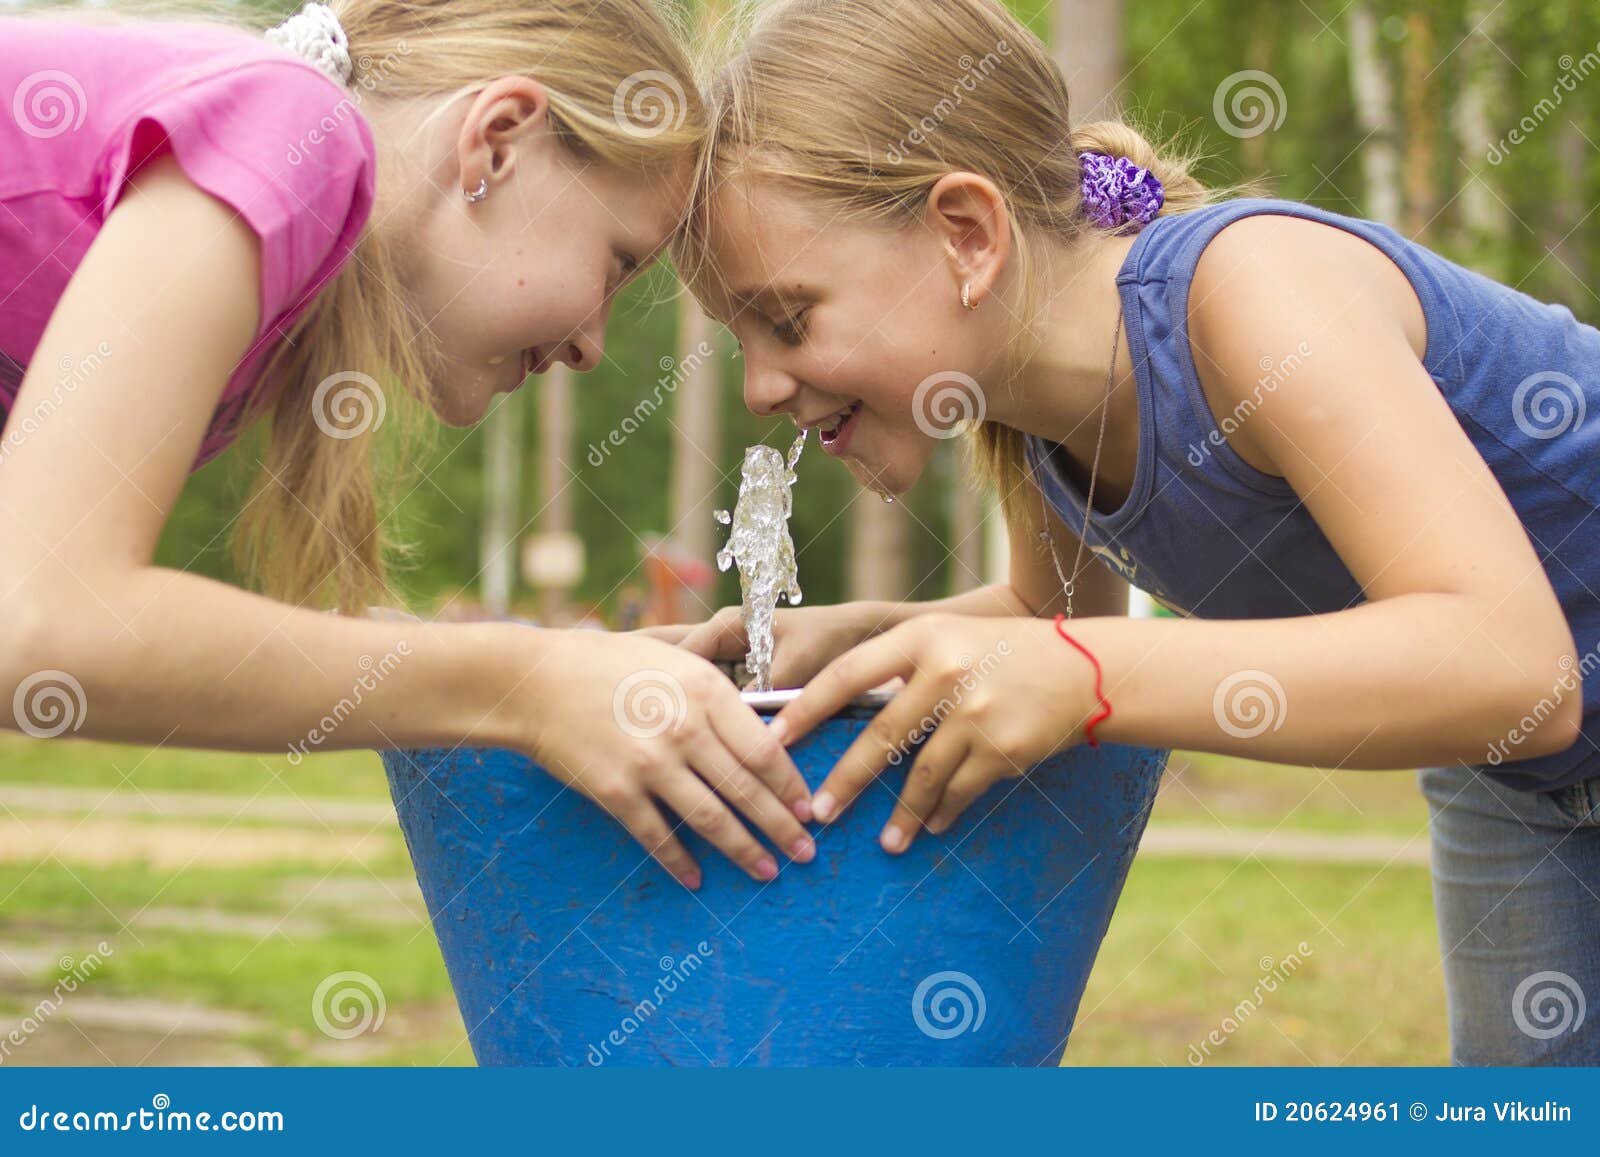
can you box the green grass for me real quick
[0,733,393,799]
[1150,751,1432,838]
[0,863,399,921]
[1064,856,1445,1066]
[0,862,464,1066]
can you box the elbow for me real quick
[0,587,68,735]
[1491,662,1585,762]
[1535,691,1585,759]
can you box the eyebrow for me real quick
[728,284,811,312]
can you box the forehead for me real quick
[591,160,692,248]
[698,174,841,312]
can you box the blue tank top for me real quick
[1024,196,1600,793]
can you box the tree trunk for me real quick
[948,445,984,594]
[536,364,574,622]
[1541,115,1591,303]
[669,303,722,568]
[479,392,523,618]
[1450,0,1511,276]
[849,493,911,601]
[1401,7,1438,240]
[1347,1,1402,227]
[1054,0,1125,122]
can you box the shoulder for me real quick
[103,46,377,331]
[1191,210,1391,295]
[1183,210,1427,472]
[1189,209,1426,346]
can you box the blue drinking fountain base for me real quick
[381,707,1168,1067]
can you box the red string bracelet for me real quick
[1052,614,1113,748]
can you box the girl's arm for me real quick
[1,156,815,888]
[1,155,531,755]
[774,216,1582,846]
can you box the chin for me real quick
[427,383,494,428]
[846,456,915,497]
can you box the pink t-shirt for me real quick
[0,17,376,471]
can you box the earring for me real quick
[464,178,488,205]
[961,282,978,311]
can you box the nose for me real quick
[557,338,599,373]
[743,357,799,419]
[560,303,610,373]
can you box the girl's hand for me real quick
[769,615,1102,853]
[522,630,816,889]
[643,602,891,690]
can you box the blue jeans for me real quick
[1418,763,1600,1065]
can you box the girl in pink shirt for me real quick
[0,1,815,890]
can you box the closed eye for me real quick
[771,307,809,346]
[611,250,642,294]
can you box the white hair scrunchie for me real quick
[266,2,354,88]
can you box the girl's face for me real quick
[700,176,997,496]
[394,79,685,427]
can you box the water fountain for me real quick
[713,430,807,692]
[379,430,1171,1066]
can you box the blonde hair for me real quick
[30,0,705,613]
[680,0,1253,534]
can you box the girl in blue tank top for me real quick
[665,0,1600,1065]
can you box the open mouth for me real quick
[814,401,861,448]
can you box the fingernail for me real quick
[792,796,814,823]
[755,855,779,881]
[790,835,815,862]
[881,825,906,852]
[927,817,948,835]
[812,791,836,823]
[678,869,702,890]
[768,717,789,744]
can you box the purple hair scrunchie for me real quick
[1078,151,1165,232]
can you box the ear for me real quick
[455,76,552,197]
[923,172,1012,308]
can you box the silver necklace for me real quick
[1038,302,1124,620]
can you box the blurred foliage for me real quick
[152,0,1600,619]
